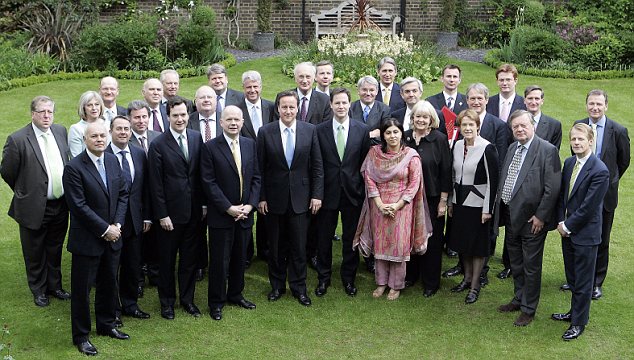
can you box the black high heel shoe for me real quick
[465,288,480,304]
[451,281,471,293]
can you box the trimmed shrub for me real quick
[500,25,569,64]
[0,38,59,81]
[572,34,626,71]
[521,0,545,27]
[174,6,224,66]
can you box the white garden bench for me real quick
[310,0,402,39]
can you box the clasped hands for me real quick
[374,199,404,218]
[227,204,254,221]
[103,224,121,242]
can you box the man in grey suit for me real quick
[1,96,71,307]
[495,110,561,327]
[349,75,390,143]
[524,85,562,149]
[207,63,245,120]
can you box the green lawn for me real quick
[0,57,632,359]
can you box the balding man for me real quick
[99,77,127,123]
[291,62,333,125]
[142,78,169,133]
[160,69,195,113]
[390,77,424,131]
[188,85,220,142]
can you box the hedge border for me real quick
[484,49,634,80]
[0,53,237,92]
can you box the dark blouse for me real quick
[404,128,452,198]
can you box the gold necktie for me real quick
[231,139,243,200]
[591,123,598,154]
[569,160,581,197]
[383,87,391,105]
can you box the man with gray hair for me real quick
[390,77,424,131]
[349,75,390,142]
[291,61,332,125]
[207,63,245,121]
[375,56,405,112]
[99,76,127,122]
[142,78,169,133]
[160,69,194,113]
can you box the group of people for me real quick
[1,58,629,355]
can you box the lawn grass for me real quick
[0,57,632,359]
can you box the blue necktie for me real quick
[284,127,294,168]
[97,158,107,189]
[119,150,132,187]
[363,106,370,123]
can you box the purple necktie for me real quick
[300,97,308,122]
[152,109,161,132]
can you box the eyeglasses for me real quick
[34,110,54,115]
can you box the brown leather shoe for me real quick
[498,302,521,312]
[513,312,534,326]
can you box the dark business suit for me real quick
[106,144,149,314]
[535,113,562,150]
[315,119,370,287]
[201,135,260,308]
[1,123,70,297]
[558,154,609,326]
[116,105,128,116]
[294,89,333,125]
[480,113,511,169]
[494,136,561,315]
[148,128,204,308]
[129,130,160,153]
[574,117,629,288]
[257,121,324,296]
[486,94,527,120]
[222,88,245,107]
[427,92,469,130]
[149,104,169,133]
[188,111,222,139]
[349,100,390,145]
[376,83,405,113]
[63,150,128,344]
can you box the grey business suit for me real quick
[494,136,561,315]
[349,100,390,144]
[535,113,562,150]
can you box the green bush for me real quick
[0,38,59,81]
[521,0,545,27]
[618,31,634,66]
[572,34,626,71]
[501,25,569,64]
[174,6,224,66]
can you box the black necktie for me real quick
[120,150,132,187]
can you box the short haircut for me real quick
[100,76,119,89]
[524,85,544,98]
[143,78,161,90]
[496,63,519,79]
[206,63,227,78]
[570,123,594,142]
[241,70,262,85]
[508,109,535,126]
[400,77,423,93]
[160,69,179,82]
[410,100,440,129]
[275,90,299,107]
[83,120,108,136]
[457,109,481,128]
[376,57,397,72]
[316,60,334,74]
[78,91,104,120]
[379,118,405,153]
[110,115,130,130]
[294,62,316,77]
[357,75,379,89]
[127,100,150,117]
[166,95,187,116]
[330,87,350,102]
[221,105,243,120]
[466,83,489,99]
[442,64,462,77]
[31,95,54,112]
[586,89,608,105]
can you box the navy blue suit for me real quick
[558,154,609,326]
[63,150,128,344]
[376,83,405,113]
[486,94,527,119]
[201,135,261,308]
[479,113,511,169]
[148,128,204,308]
[149,104,169,133]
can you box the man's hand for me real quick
[143,221,152,233]
[160,216,174,231]
[258,201,268,215]
[528,215,544,234]
[104,224,121,241]
[557,223,569,237]
[481,213,492,224]
[309,199,322,215]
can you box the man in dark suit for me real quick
[375,56,405,112]
[315,60,334,96]
[107,116,151,321]
[239,70,275,263]
[63,121,130,356]
[257,91,324,307]
[1,96,70,307]
[524,85,562,150]
[566,89,630,300]
[99,76,127,122]
[292,62,333,125]
[160,69,195,113]
[553,123,609,340]
[201,105,261,320]
[390,77,423,132]
[486,63,527,122]
[143,78,169,133]
[349,75,391,143]
[314,88,370,297]
[207,63,245,120]
[495,111,561,327]
[148,96,205,320]
[427,64,468,139]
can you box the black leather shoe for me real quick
[195,269,205,282]
[114,316,123,328]
[479,273,489,287]
[451,281,471,293]
[76,340,98,356]
[560,283,571,291]
[210,307,222,320]
[268,289,284,301]
[123,308,150,319]
[161,306,175,320]
[314,282,329,297]
[97,328,130,340]
[497,268,512,279]
[344,283,357,296]
[333,234,341,241]
[562,325,585,340]
[551,312,572,322]
[183,303,201,317]
[308,256,318,270]
[465,288,480,304]
[34,294,49,307]
[442,265,463,278]
[592,286,602,300]
[137,286,144,298]
[48,289,71,300]
[446,248,458,257]
[423,288,438,298]
[230,298,256,309]
[295,293,312,306]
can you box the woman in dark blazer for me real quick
[403,100,452,297]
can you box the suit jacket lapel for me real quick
[242,104,257,139]
[511,139,538,199]
[271,125,288,168]
[83,152,109,195]
[600,119,613,160]
[325,121,340,163]
[218,139,239,175]
[25,126,47,173]
[51,126,69,164]
[569,157,592,198]
[166,132,187,162]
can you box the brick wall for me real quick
[100,0,488,43]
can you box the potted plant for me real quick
[436,0,459,51]
[253,0,274,52]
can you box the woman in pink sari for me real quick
[354,118,432,300]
